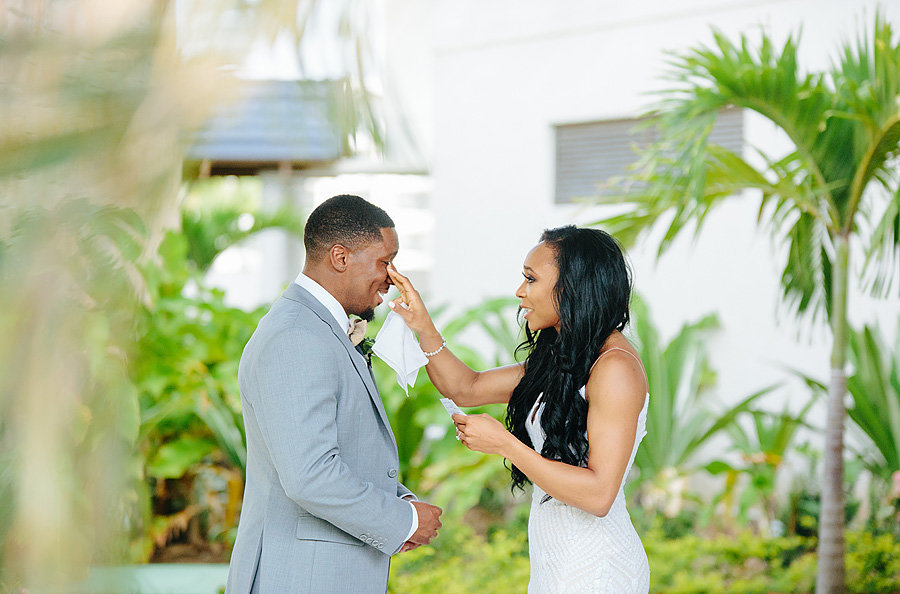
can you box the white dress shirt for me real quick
[293,273,418,547]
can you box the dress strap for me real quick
[589,346,646,375]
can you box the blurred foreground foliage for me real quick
[0,0,398,583]
[0,202,148,582]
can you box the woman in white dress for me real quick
[387,225,651,593]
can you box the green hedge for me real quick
[388,524,529,594]
[389,524,900,593]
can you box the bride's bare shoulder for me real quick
[584,343,647,407]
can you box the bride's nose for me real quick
[515,281,527,298]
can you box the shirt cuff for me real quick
[404,500,418,542]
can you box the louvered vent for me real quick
[554,109,744,203]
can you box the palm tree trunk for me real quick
[816,234,849,593]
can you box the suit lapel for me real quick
[282,284,396,449]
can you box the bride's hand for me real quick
[453,414,515,457]
[386,264,440,337]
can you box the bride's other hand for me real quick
[386,264,439,337]
[453,414,515,457]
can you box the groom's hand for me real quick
[409,501,443,546]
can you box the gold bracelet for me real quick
[422,338,447,358]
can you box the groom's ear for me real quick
[329,243,350,272]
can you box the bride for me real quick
[387,225,650,593]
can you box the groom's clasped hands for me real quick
[399,501,443,553]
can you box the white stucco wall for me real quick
[383,0,900,432]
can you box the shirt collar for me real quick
[294,272,350,333]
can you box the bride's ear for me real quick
[329,244,349,272]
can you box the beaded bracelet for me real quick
[422,338,447,358]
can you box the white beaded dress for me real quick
[524,355,650,593]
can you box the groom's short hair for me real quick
[304,194,395,260]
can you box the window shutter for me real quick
[554,109,743,203]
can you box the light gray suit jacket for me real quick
[225,283,415,594]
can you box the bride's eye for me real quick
[522,273,536,283]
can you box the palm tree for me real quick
[594,15,900,593]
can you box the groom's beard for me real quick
[359,308,375,322]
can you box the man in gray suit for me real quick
[226,195,443,593]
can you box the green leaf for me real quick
[146,436,216,479]
[705,460,736,475]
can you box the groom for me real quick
[226,195,443,593]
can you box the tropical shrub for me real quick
[646,529,899,593]
[180,178,306,272]
[705,394,818,533]
[130,230,265,560]
[389,521,900,593]
[845,323,900,482]
[796,321,900,537]
[388,521,530,594]
[627,296,768,515]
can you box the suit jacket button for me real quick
[388,468,398,478]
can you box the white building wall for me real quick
[383,0,900,427]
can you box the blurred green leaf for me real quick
[147,436,215,479]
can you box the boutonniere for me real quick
[358,336,375,365]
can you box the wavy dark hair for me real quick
[506,225,632,492]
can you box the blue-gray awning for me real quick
[186,79,348,173]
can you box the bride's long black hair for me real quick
[506,226,632,492]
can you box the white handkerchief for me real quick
[440,398,466,419]
[372,311,429,396]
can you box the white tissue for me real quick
[372,311,429,395]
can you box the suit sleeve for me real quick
[397,482,417,501]
[247,327,414,554]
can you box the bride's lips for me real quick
[521,305,532,318]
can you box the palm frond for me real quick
[594,26,837,247]
[597,18,900,325]
[627,295,746,479]
[833,13,900,219]
[861,167,900,298]
[846,324,900,477]
[779,212,834,323]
